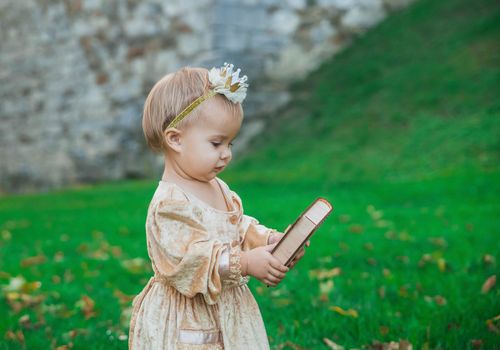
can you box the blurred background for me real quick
[1,0,499,349]
[0,0,412,194]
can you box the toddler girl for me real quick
[128,63,307,349]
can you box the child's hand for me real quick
[267,231,284,245]
[240,244,289,287]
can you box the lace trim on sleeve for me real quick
[221,241,249,287]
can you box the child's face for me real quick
[174,99,242,182]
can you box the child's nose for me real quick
[221,148,231,160]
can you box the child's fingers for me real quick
[290,249,305,264]
[295,248,305,259]
[264,278,277,287]
[269,257,289,273]
[305,240,311,247]
[266,274,281,285]
[263,242,278,252]
[269,267,286,279]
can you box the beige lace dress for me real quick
[128,178,275,349]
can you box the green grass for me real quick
[1,0,499,348]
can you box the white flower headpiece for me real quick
[166,62,249,129]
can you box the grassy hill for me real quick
[1,0,499,348]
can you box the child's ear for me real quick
[163,128,182,153]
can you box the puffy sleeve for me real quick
[149,199,244,305]
[239,215,277,251]
[229,189,277,251]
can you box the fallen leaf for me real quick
[486,320,499,334]
[1,230,12,240]
[434,295,447,305]
[482,254,495,266]
[319,280,334,301]
[423,295,447,306]
[329,305,358,318]
[378,286,386,299]
[309,267,342,280]
[470,339,483,349]
[375,220,393,228]
[120,306,133,328]
[485,315,500,334]
[20,255,47,268]
[111,246,123,257]
[75,295,96,319]
[481,275,496,294]
[385,231,397,240]
[418,254,432,267]
[429,237,448,248]
[121,258,150,274]
[365,339,413,350]
[364,243,374,251]
[367,205,384,220]
[437,258,447,272]
[113,289,135,305]
[399,285,409,298]
[323,338,345,350]
[349,224,364,234]
[54,251,65,262]
[4,329,25,345]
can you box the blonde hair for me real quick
[142,67,244,153]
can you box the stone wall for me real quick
[0,0,413,193]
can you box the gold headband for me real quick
[164,63,248,130]
[166,90,217,129]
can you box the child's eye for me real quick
[211,142,221,147]
[229,142,234,147]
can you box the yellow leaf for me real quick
[329,305,358,318]
[309,267,342,280]
[437,258,447,272]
